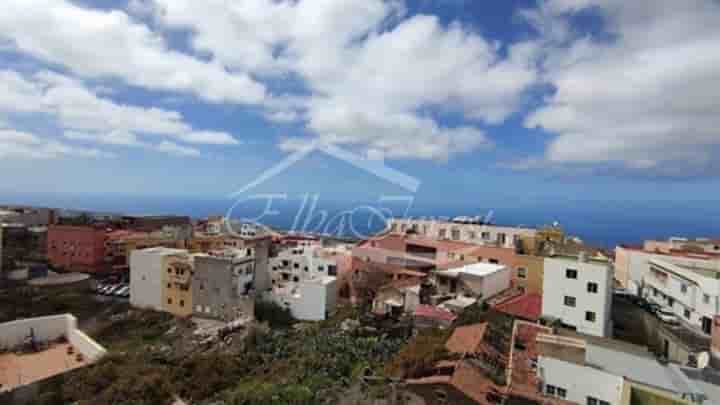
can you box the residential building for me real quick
[536,331,719,405]
[1,224,47,284]
[514,254,545,295]
[0,314,106,405]
[105,229,184,272]
[644,257,720,336]
[387,217,536,249]
[162,255,195,317]
[129,247,189,311]
[269,245,339,285]
[47,225,108,273]
[372,279,422,317]
[615,243,720,292]
[433,262,511,301]
[192,239,271,321]
[268,275,337,321]
[542,254,614,337]
[0,205,57,227]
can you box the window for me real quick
[681,284,688,294]
[167,298,172,305]
[566,269,578,279]
[685,309,691,319]
[586,311,596,322]
[557,388,567,398]
[546,385,556,395]
[653,287,659,297]
[179,300,185,307]
[489,258,499,264]
[564,296,576,307]
[328,265,337,276]
[167,283,171,288]
[587,282,598,293]
[451,229,460,240]
[517,267,527,279]
[293,263,299,269]
[704,294,710,304]
[439,229,447,239]
[468,231,476,239]
[481,231,491,240]
[587,397,609,405]
[668,297,674,307]
[318,266,324,272]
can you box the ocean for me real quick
[1,191,718,248]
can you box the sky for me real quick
[0,0,719,205]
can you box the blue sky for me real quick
[0,0,719,206]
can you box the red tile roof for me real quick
[406,361,504,405]
[493,294,542,322]
[414,304,457,322]
[445,323,488,354]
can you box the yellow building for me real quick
[515,254,545,295]
[162,257,194,317]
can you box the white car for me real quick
[114,286,129,297]
[104,284,121,295]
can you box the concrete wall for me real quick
[192,255,255,321]
[0,315,72,350]
[387,218,535,249]
[130,249,165,310]
[268,278,337,321]
[515,254,544,295]
[543,257,613,337]
[0,314,105,361]
[538,356,624,405]
[68,329,107,361]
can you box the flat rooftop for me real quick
[442,262,506,277]
[0,343,86,392]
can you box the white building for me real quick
[542,255,613,337]
[269,246,339,283]
[129,247,189,311]
[536,333,716,405]
[615,243,720,292]
[434,262,510,300]
[267,246,338,320]
[644,257,720,336]
[387,218,535,249]
[268,276,337,321]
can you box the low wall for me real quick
[0,315,74,350]
[69,329,106,361]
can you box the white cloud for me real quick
[154,140,201,157]
[0,129,113,159]
[520,0,720,174]
[177,130,240,145]
[0,69,240,152]
[0,0,266,105]
[64,130,143,146]
[153,0,535,160]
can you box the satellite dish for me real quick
[697,352,710,369]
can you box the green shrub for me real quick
[255,300,295,328]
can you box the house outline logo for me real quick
[229,139,420,197]
[224,139,421,238]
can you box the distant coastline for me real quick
[1,191,718,248]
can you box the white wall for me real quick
[268,278,337,321]
[0,314,106,361]
[387,218,535,248]
[130,249,165,310]
[479,267,511,299]
[0,315,70,350]
[542,257,613,337]
[69,329,107,361]
[270,248,337,283]
[538,356,624,405]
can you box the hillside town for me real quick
[1,204,720,404]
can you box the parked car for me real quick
[104,284,122,295]
[114,286,129,297]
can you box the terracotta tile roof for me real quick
[446,323,488,354]
[494,294,542,322]
[406,361,504,405]
[414,304,457,322]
